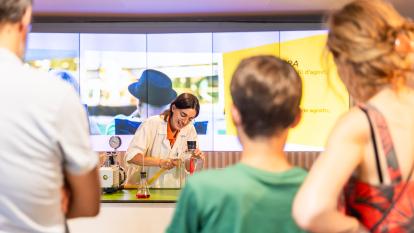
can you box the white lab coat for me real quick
[125,115,198,188]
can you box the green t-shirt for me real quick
[166,163,307,233]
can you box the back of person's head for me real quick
[0,0,32,24]
[163,93,200,120]
[327,0,414,101]
[231,55,302,139]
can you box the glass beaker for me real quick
[183,157,204,174]
[183,141,203,175]
[136,172,151,199]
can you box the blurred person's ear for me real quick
[290,110,302,128]
[230,104,242,126]
[20,6,32,33]
[16,6,32,59]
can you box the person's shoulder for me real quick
[142,115,165,125]
[235,163,307,186]
[327,106,370,143]
[146,115,164,122]
[138,115,166,132]
[286,167,308,183]
[337,106,368,127]
[23,66,74,93]
[290,166,308,174]
[189,168,228,182]
[23,66,54,81]
[186,165,242,191]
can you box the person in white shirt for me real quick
[0,1,100,232]
[50,69,101,135]
[125,93,203,188]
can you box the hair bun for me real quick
[394,32,414,55]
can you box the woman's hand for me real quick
[170,158,182,167]
[192,148,205,161]
[159,159,175,170]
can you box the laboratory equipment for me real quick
[136,171,151,199]
[100,136,126,193]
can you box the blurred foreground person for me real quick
[294,0,414,232]
[0,1,100,232]
[167,55,306,233]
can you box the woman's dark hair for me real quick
[162,93,200,121]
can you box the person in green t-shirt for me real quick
[166,55,307,233]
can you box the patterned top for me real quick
[344,105,414,233]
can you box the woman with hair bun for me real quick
[294,0,414,232]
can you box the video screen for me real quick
[25,33,79,92]
[26,30,348,152]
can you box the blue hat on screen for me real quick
[128,69,177,106]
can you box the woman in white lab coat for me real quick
[125,93,203,188]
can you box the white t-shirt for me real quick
[0,48,98,233]
[125,115,198,188]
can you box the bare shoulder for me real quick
[305,107,372,190]
[326,107,370,146]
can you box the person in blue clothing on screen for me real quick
[166,55,307,233]
[105,69,177,135]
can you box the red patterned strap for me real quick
[359,104,402,183]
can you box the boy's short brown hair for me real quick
[231,55,302,139]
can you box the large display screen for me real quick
[26,30,349,152]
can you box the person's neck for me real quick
[0,24,22,60]
[168,116,178,134]
[239,130,292,172]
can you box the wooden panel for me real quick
[202,151,320,170]
[101,151,320,171]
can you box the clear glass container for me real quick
[183,141,204,175]
[136,172,151,199]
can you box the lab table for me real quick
[68,188,181,233]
